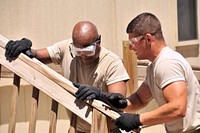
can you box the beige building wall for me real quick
[0,0,177,58]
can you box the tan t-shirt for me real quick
[144,47,200,133]
[47,39,130,132]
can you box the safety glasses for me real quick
[128,35,144,46]
[70,39,100,57]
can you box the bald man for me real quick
[5,21,129,133]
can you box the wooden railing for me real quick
[0,35,128,133]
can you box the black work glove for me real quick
[115,113,142,132]
[5,38,35,58]
[73,83,101,100]
[73,82,127,109]
[102,92,127,109]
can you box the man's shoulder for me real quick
[47,39,72,55]
[100,46,121,60]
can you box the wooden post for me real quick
[28,87,40,133]
[49,100,58,133]
[68,113,77,133]
[90,108,109,133]
[123,41,138,96]
[8,74,20,133]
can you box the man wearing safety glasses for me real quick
[73,13,200,133]
[69,35,101,64]
[5,21,130,133]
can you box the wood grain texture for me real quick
[91,108,110,133]
[0,34,121,125]
[8,74,20,133]
[0,36,93,124]
[28,87,39,133]
[49,99,59,133]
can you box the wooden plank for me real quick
[0,34,121,123]
[1,35,145,133]
[123,41,138,96]
[49,100,58,133]
[91,108,109,133]
[8,74,20,133]
[0,34,144,133]
[0,46,93,124]
[68,114,77,133]
[0,66,13,78]
[28,87,40,133]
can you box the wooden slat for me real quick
[49,100,58,133]
[8,74,20,133]
[123,41,138,96]
[0,34,121,124]
[0,65,13,78]
[91,108,109,133]
[68,114,77,133]
[0,34,144,133]
[0,46,93,124]
[0,34,146,133]
[28,87,40,133]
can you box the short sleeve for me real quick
[106,58,130,85]
[47,39,72,65]
[155,60,186,89]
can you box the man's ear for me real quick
[146,33,153,42]
[145,33,152,48]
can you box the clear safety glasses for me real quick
[70,39,101,57]
[128,35,144,46]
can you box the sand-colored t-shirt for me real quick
[47,39,130,132]
[145,47,200,133]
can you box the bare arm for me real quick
[31,48,53,64]
[107,81,127,96]
[125,82,153,113]
[140,81,187,126]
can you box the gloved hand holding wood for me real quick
[115,113,143,132]
[5,38,35,59]
[73,82,127,109]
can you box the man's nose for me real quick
[80,54,88,59]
